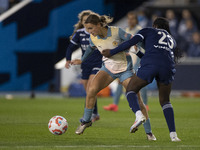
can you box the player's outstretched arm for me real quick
[102,35,143,58]
[66,43,79,61]
[111,35,143,55]
[65,42,79,69]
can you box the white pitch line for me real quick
[0,145,200,149]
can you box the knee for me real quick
[159,97,170,106]
[87,86,98,97]
[126,84,139,94]
[126,83,134,93]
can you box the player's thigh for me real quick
[121,77,131,89]
[87,70,114,96]
[136,65,157,86]
[157,67,176,85]
[86,74,96,92]
[122,77,144,103]
[157,82,172,105]
[127,74,149,93]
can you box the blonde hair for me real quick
[70,10,93,39]
[85,13,113,27]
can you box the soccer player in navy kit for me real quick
[102,17,181,142]
[65,10,102,122]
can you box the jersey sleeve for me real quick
[135,28,152,40]
[81,37,96,62]
[81,46,95,62]
[110,33,144,56]
[89,37,96,48]
[118,28,132,41]
[66,42,79,61]
[70,32,80,45]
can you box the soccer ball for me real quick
[48,115,68,135]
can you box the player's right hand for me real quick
[65,61,71,69]
[71,59,82,65]
[102,49,111,57]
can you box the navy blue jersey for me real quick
[136,28,176,68]
[110,27,177,84]
[69,28,102,67]
[110,27,177,69]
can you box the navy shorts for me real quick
[81,64,102,80]
[137,65,176,85]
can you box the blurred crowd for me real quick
[1,0,199,57]
[136,8,200,57]
[0,0,21,14]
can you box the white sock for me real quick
[135,110,143,118]
[170,132,177,138]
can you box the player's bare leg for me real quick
[124,75,156,140]
[75,71,114,135]
[81,75,99,123]
[122,77,146,132]
[85,71,114,109]
[103,79,121,112]
[122,78,148,118]
[86,75,100,122]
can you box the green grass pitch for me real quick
[0,96,200,150]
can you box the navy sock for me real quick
[93,100,98,115]
[162,102,176,132]
[126,91,141,113]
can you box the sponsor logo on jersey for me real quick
[81,44,88,51]
[80,33,86,36]
[154,45,171,51]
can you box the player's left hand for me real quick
[71,59,82,65]
[102,49,111,57]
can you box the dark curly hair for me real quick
[153,17,183,63]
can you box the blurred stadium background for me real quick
[0,0,200,99]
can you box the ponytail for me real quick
[174,47,183,64]
[85,13,113,27]
[70,10,93,39]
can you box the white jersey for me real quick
[90,26,132,74]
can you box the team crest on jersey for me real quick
[112,41,118,46]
